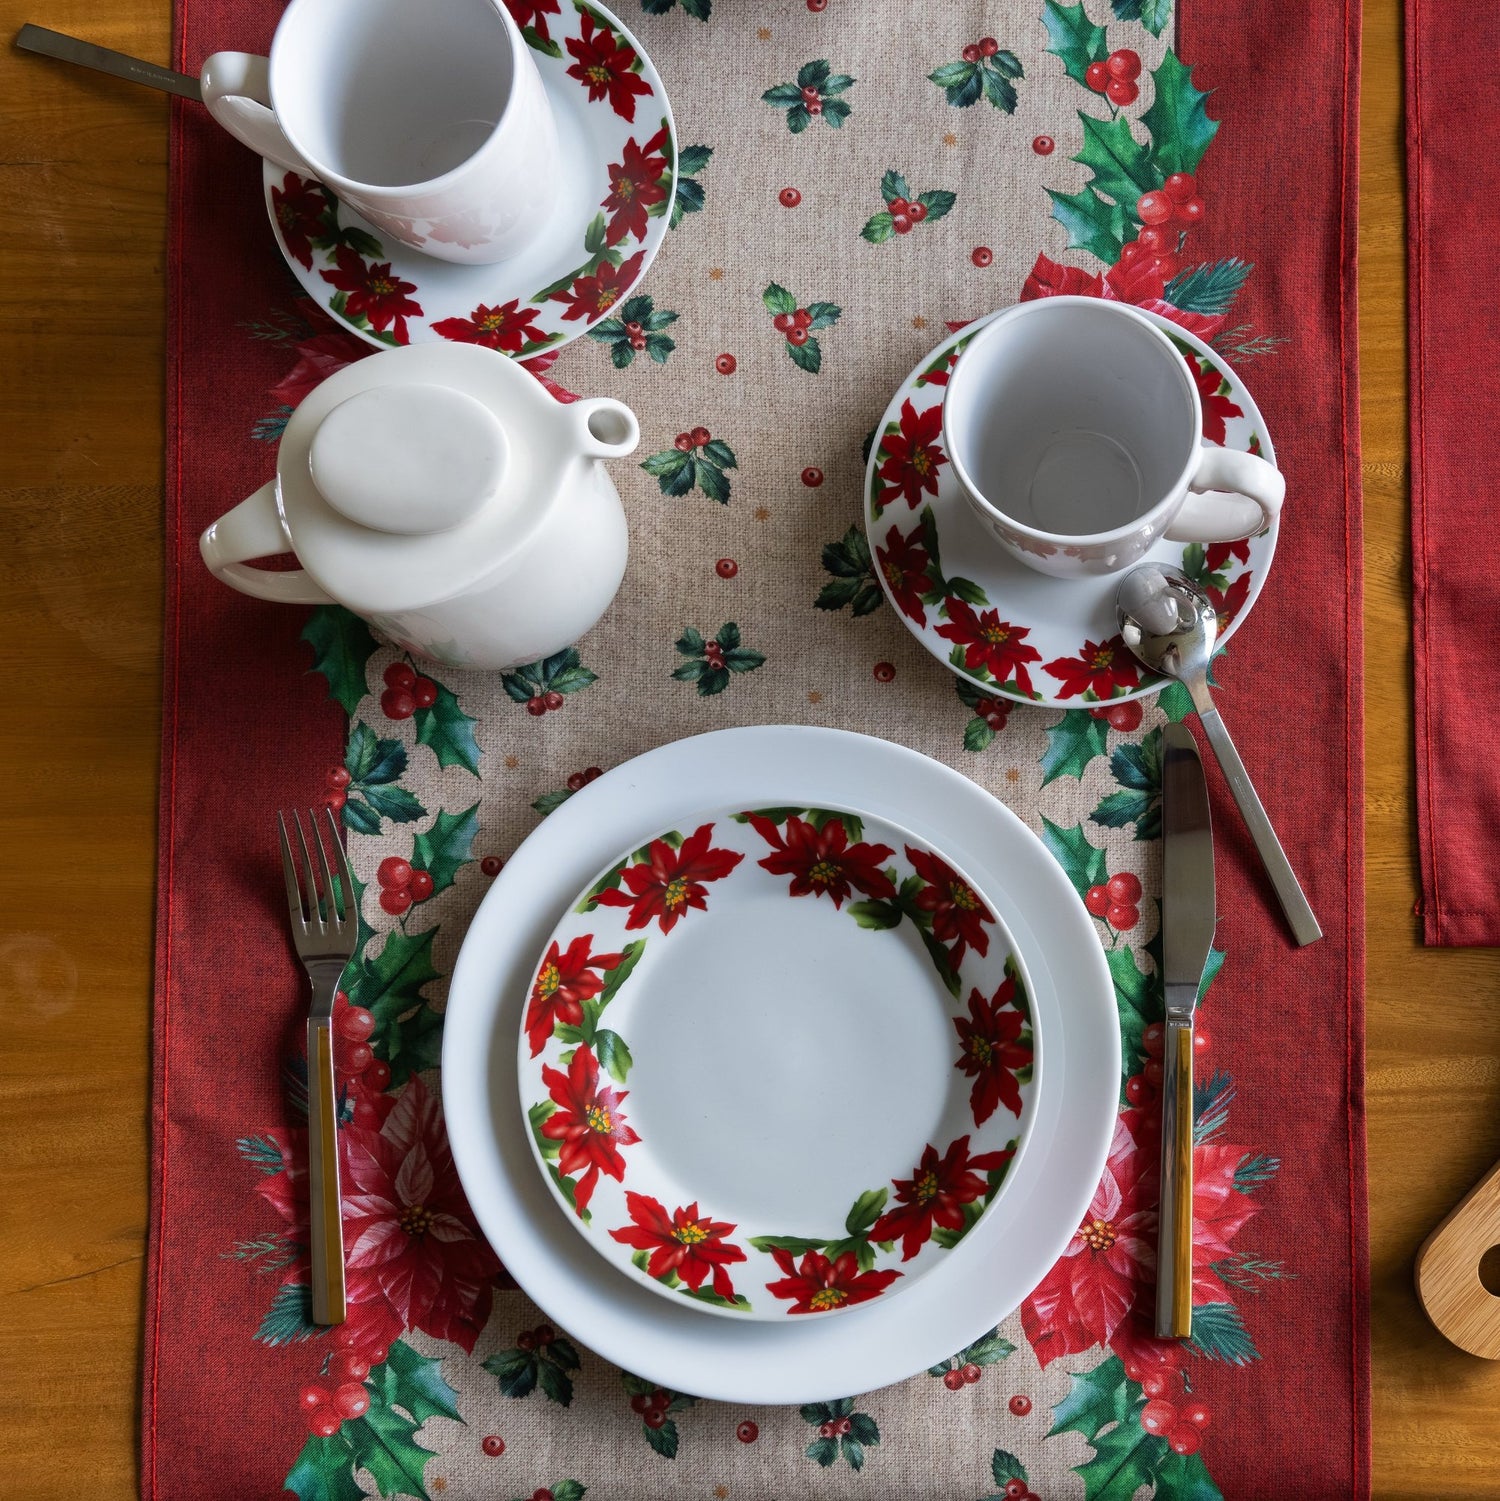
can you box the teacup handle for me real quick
[200,52,317,177]
[200,482,334,605]
[1166,446,1286,545]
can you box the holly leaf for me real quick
[345,1390,438,1499]
[346,722,407,786]
[411,802,480,895]
[348,926,442,1032]
[644,1417,679,1458]
[536,1358,575,1406]
[702,439,736,469]
[980,67,1018,112]
[1047,184,1130,265]
[1076,112,1162,209]
[993,1448,1029,1486]
[1042,0,1108,86]
[483,1346,538,1399]
[642,449,691,479]
[816,574,883,615]
[847,1412,879,1446]
[796,58,831,89]
[302,606,379,718]
[1040,818,1107,899]
[993,50,1025,80]
[1141,50,1219,177]
[551,1484,585,1501]
[841,1437,867,1471]
[762,282,798,316]
[879,169,911,203]
[694,459,731,504]
[963,717,994,753]
[805,1436,839,1468]
[1153,1451,1223,1501]
[1049,1356,1131,1441]
[822,97,851,126]
[928,60,977,90]
[1075,1417,1169,1501]
[861,211,895,244]
[669,177,703,226]
[786,103,812,133]
[788,335,821,374]
[805,302,841,330]
[822,73,855,96]
[724,647,764,674]
[939,65,983,108]
[375,1339,463,1425]
[1108,941,1158,1071]
[413,682,481,775]
[964,1330,1016,1366]
[763,82,803,106]
[678,144,713,174]
[285,1433,365,1501]
[917,189,956,222]
[358,783,425,824]
[717,621,742,650]
[1040,710,1110,784]
[379,1002,443,1088]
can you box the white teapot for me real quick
[199,343,640,670]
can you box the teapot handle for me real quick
[200,482,335,605]
[571,398,640,460]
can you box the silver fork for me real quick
[277,808,358,1326]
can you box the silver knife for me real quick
[15,23,203,101]
[1157,723,1216,1338]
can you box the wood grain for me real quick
[4,1,1499,1495]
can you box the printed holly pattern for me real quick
[484,1324,584,1406]
[928,39,1025,111]
[669,144,712,227]
[860,170,956,243]
[621,1374,698,1459]
[639,0,709,19]
[762,59,854,132]
[799,1400,880,1470]
[762,283,841,372]
[586,291,678,366]
[815,526,884,616]
[500,648,599,717]
[928,1327,1015,1390]
[641,426,737,500]
[671,623,765,694]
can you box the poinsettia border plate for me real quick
[517,802,1041,1321]
[261,0,676,354]
[865,310,1279,709]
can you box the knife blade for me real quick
[1156,723,1215,1338]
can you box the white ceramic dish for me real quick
[443,727,1119,1403]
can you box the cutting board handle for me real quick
[1415,1157,1500,1358]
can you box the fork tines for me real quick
[277,807,356,939]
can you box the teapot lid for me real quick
[273,344,594,617]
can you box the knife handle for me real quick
[1155,1017,1194,1338]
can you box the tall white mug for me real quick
[201,0,560,265]
[942,297,1285,580]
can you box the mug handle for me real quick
[200,482,334,605]
[200,52,317,177]
[1166,445,1286,545]
[571,398,641,460]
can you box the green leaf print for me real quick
[1049,1355,1132,1439]
[373,1340,463,1425]
[1040,711,1110,784]
[1075,112,1162,210]
[1164,257,1253,316]
[816,526,883,616]
[1040,818,1108,898]
[285,1433,366,1501]
[1141,51,1219,177]
[1114,0,1173,36]
[411,803,480,895]
[254,1280,319,1347]
[413,681,481,775]
[302,606,379,717]
[1042,0,1108,86]
[1047,183,1130,264]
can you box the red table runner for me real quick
[1407,0,1500,945]
[146,1,1365,1496]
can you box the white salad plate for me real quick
[517,801,1041,1321]
[443,726,1119,1404]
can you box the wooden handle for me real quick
[1155,1018,1195,1338]
[306,1016,347,1326]
[1416,1158,1500,1358]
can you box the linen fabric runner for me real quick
[1407,1,1500,945]
[147,1,1365,1497]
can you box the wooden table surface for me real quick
[3,2,1497,1496]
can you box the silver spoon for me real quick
[1117,563,1322,947]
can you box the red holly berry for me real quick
[344,1042,374,1074]
[384,661,416,691]
[715,353,737,374]
[1108,902,1140,931]
[1107,871,1143,904]
[365,1058,391,1090]
[1005,1483,1026,1500]
[566,772,586,792]
[838,1417,853,1436]
[1032,135,1055,155]
[873,661,896,683]
[1142,1369,1178,1400]
[482,1435,505,1456]
[984,710,1006,730]
[674,431,694,450]
[892,213,913,234]
[1118,238,1146,265]
[962,44,981,63]
[1009,1393,1033,1416]
[329,1351,370,1385]
[715,557,739,579]
[818,1421,835,1437]
[971,245,993,267]
[1163,172,1197,202]
[326,765,352,789]
[481,855,504,877]
[801,84,820,102]
[979,37,999,56]
[1181,1398,1212,1429]
[1169,1424,1201,1456]
[1124,1074,1156,1107]
[643,1406,668,1429]
[1085,60,1110,92]
[807,100,823,116]
[1152,252,1181,282]
[1141,1398,1178,1436]
[1084,885,1111,917]
[542,690,564,711]
[583,766,602,783]
[517,1332,536,1352]
[788,326,810,346]
[960,1362,981,1384]
[1137,191,1172,225]
[690,426,711,447]
[909,202,929,223]
[1142,1020,1165,1057]
[975,697,996,715]
[377,856,412,890]
[300,1383,330,1411]
[794,308,814,329]
[381,687,415,720]
[1137,226,1174,256]
[1177,196,1206,224]
[888,196,910,214]
[532,1491,554,1501]
[807,0,827,10]
[324,788,347,812]
[408,870,434,902]
[308,1406,342,1438]
[779,186,802,208]
[629,1393,651,1414]
[1106,699,1144,731]
[943,1369,965,1390]
[337,1006,375,1043]
[629,335,647,351]
[1145,1057,1164,1087]
[379,886,413,916]
[801,466,824,487]
[737,1419,759,1442]
[1107,48,1142,80]
[531,1324,553,1346]
[332,1382,370,1420]
[1194,1028,1210,1056]
[1105,77,1138,106]
[773,312,796,334]
[704,643,725,668]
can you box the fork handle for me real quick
[1155,1015,1194,1337]
[306,1015,346,1325]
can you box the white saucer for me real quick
[263,0,675,353]
[865,311,1279,708]
[443,727,1119,1404]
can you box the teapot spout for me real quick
[570,397,640,460]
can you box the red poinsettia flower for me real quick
[1104,253,1167,307]
[871,1135,1012,1262]
[565,9,652,122]
[271,173,330,269]
[746,812,896,908]
[433,297,547,352]
[337,1075,502,1353]
[876,523,933,624]
[1186,353,1245,445]
[766,1246,901,1314]
[524,934,625,1057]
[538,1044,640,1215]
[1205,571,1252,633]
[954,978,1033,1125]
[905,845,995,965]
[601,127,670,246]
[1019,251,1105,302]
[551,250,646,322]
[1205,538,1251,573]
[504,0,560,46]
[1043,635,1141,700]
[608,1190,747,1299]
[320,245,423,344]
[594,821,743,933]
[934,598,1042,696]
[268,330,363,409]
[876,399,948,508]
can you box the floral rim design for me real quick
[262,0,676,353]
[518,805,1039,1319]
[863,311,1279,708]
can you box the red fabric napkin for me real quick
[1407,0,1500,944]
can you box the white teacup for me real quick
[201,0,560,265]
[942,297,1285,580]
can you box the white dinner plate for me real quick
[443,726,1119,1404]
